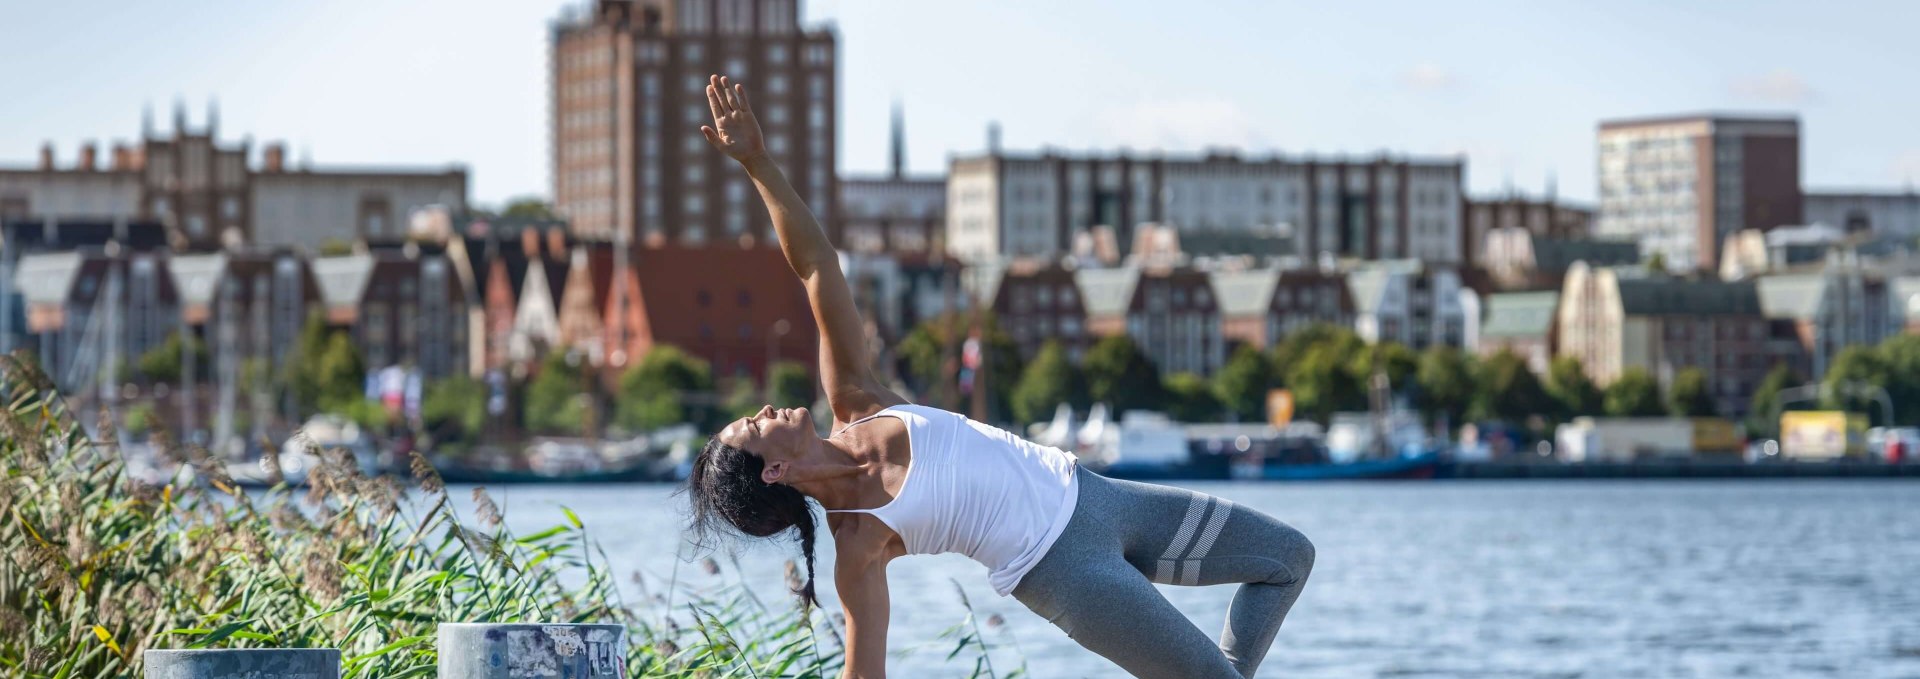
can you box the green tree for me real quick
[896,314,1022,421]
[285,312,367,416]
[767,360,815,409]
[313,333,367,413]
[1286,338,1367,423]
[287,312,333,414]
[1212,345,1275,422]
[1878,334,1920,424]
[1603,368,1665,417]
[1747,363,1801,436]
[1010,341,1086,425]
[1083,335,1166,414]
[1546,356,1603,419]
[524,352,589,434]
[135,331,208,384]
[502,197,559,220]
[337,397,392,431]
[1269,323,1361,382]
[1349,342,1418,392]
[1471,350,1550,424]
[1667,367,1717,417]
[1162,372,1222,422]
[616,345,716,432]
[1415,346,1476,428]
[1646,251,1668,272]
[422,374,488,445]
[1822,344,1889,423]
[123,401,157,436]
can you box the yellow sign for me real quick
[1267,389,1294,427]
[1690,418,1743,454]
[1780,410,1861,459]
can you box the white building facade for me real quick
[947,151,1465,266]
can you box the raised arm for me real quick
[702,75,905,424]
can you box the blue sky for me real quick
[2,0,1915,207]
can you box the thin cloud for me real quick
[1093,96,1265,150]
[1400,64,1458,92]
[1729,69,1814,105]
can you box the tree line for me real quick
[113,311,1920,447]
[996,321,1830,435]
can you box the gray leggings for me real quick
[1012,469,1314,678]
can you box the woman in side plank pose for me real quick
[685,74,1315,678]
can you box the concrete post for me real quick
[144,649,339,679]
[438,623,627,679]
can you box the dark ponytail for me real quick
[686,437,820,608]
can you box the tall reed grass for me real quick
[0,352,1021,678]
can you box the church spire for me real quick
[889,99,905,179]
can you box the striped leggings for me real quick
[1011,469,1314,678]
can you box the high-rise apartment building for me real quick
[551,0,837,246]
[946,150,1464,266]
[1596,114,1801,272]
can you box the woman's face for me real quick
[716,405,815,484]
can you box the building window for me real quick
[686,195,705,213]
[767,44,789,64]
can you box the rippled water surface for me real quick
[460,480,1920,678]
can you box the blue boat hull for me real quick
[1095,452,1442,481]
[1258,452,1442,481]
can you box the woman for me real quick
[687,75,1315,679]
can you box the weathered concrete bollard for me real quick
[439,623,627,679]
[144,649,340,679]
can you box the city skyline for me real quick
[3,0,1917,208]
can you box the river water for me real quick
[455,479,1920,678]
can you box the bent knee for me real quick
[1271,523,1315,580]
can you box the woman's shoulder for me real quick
[828,512,903,564]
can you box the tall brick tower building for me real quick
[551,0,838,246]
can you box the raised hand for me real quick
[700,74,766,162]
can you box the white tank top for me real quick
[827,404,1079,596]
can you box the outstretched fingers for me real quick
[707,77,727,120]
[720,75,741,112]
